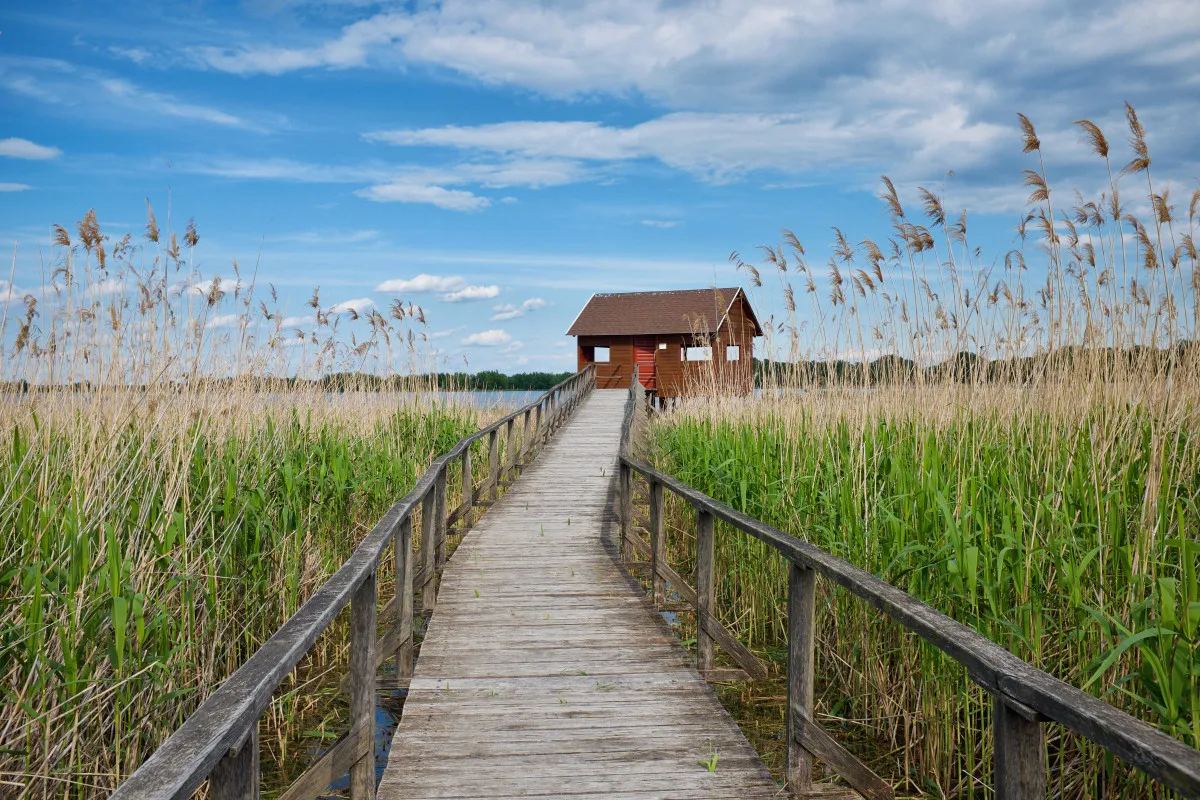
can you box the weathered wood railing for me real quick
[617,366,1200,800]
[110,366,596,800]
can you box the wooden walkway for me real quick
[378,389,781,799]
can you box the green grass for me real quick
[650,398,1199,797]
[0,397,479,795]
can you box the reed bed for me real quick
[0,212,492,796]
[651,106,1200,797]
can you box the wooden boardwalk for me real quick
[378,389,781,799]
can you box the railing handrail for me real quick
[617,377,1200,797]
[110,365,596,800]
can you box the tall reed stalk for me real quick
[0,210,489,796]
[654,106,1200,797]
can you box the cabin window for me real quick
[658,342,667,349]
[593,346,610,363]
[684,346,713,361]
[726,345,740,361]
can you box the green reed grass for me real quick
[652,106,1200,797]
[0,207,495,796]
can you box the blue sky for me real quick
[1,1,1197,373]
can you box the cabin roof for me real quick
[566,287,763,337]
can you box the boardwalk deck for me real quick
[378,389,782,799]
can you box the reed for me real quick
[652,106,1200,797]
[0,210,489,796]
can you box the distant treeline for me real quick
[0,370,576,393]
[753,342,1200,386]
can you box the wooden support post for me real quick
[461,448,473,528]
[488,429,499,500]
[787,561,816,796]
[435,467,448,569]
[394,515,413,679]
[349,570,377,800]
[421,488,437,610]
[695,509,716,674]
[534,402,543,447]
[649,480,665,608]
[522,408,533,461]
[210,725,259,800]
[619,463,632,561]
[994,694,1046,799]
[505,418,516,480]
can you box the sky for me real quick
[1,0,1197,373]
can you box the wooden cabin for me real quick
[567,287,762,397]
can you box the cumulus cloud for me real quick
[461,329,512,346]
[442,284,499,302]
[377,274,499,302]
[491,297,546,320]
[501,341,525,353]
[0,138,61,159]
[329,297,375,314]
[356,181,489,211]
[206,313,242,329]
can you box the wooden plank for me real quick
[994,693,1046,799]
[209,726,258,800]
[378,390,778,800]
[395,515,413,679]
[698,607,769,680]
[421,487,437,610]
[792,717,892,800]
[695,509,716,674]
[349,572,376,800]
[788,563,817,794]
[278,722,372,800]
[649,481,665,607]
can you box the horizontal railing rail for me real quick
[110,365,596,800]
[616,369,1200,799]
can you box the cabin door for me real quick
[633,336,657,390]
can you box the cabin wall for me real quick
[573,297,758,397]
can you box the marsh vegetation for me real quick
[652,106,1200,797]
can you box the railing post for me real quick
[395,514,413,678]
[210,725,259,800]
[619,463,632,561]
[695,509,715,675]
[534,402,543,448]
[349,570,377,800]
[435,466,448,570]
[649,480,665,608]
[787,561,816,796]
[505,418,516,480]
[522,408,532,463]
[421,487,437,610]
[994,695,1047,799]
[461,448,473,528]
[488,429,499,500]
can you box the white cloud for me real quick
[329,297,375,314]
[641,219,678,228]
[206,313,242,329]
[0,57,257,131]
[442,284,500,302]
[185,278,243,297]
[0,280,31,303]
[279,315,315,328]
[110,46,151,65]
[491,297,546,320]
[429,326,465,339]
[376,274,465,293]
[356,181,489,211]
[501,341,525,353]
[0,183,31,192]
[0,138,61,160]
[462,329,512,346]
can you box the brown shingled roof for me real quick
[566,287,762,337]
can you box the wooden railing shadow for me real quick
[615,365,1200,800]
[110,366,596,800]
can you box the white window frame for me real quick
[726,344,741,361]
[684,346,713,361]
[593,346,610,363]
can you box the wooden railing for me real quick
[616,365,1200,800]
[110,366,596,800]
